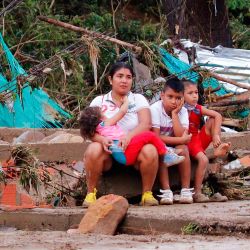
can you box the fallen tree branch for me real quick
[38,15,142,54]
[209,71,250,90]
[209,98,249,107]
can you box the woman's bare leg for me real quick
[84,142,112,193]
[135,144,159,193]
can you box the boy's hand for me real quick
[102,137,113,153]
[181,129,192,144]
[172,98,184,115]
[213,134,221,148]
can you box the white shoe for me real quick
[179,188,194,204]
[163,152,185,167]
[157,189,173,205]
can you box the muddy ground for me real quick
[0,230,249,250]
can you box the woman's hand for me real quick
[101,137,113,153]
[118,134,132,151]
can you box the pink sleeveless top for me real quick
[96,122,125,140]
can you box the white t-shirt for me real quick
[150,100,189,136]
[90,91,149,133]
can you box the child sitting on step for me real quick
[79,96,185,167]
[183,80,230,203]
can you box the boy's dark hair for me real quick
[183,80,197,88]
[79,106,102,139]
[162,77,184,93]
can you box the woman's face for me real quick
[109,68,133,95]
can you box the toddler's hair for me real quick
[163,77,184,93]
[79,106,102,139]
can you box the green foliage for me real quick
[226,0,250,49]
[181,223,200,235]
[226,0,250,10]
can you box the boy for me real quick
[150,78,193,204]
[183,80,230,202]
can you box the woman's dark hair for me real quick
[109,62,135,78]
[79,106,102,139]
[162,77,184,93]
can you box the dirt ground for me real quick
[0,230,249,250]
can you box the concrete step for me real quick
[0,130,250,162]
[0,200,249,236]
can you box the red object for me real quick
[125,131,166,165]
[188,124,212,157]
[0,183,34,207]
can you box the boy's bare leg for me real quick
[194,152,209,194]
[158,163,170,190]
[135,144,159,193]
[84,142,112,193]
[204,118,230,157]
[176,145,191,188]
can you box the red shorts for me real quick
[188,126,212,157]
[124,131,166,166]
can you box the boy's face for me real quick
[184,84,198,106]
[160,87,183,114]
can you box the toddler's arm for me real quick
[104,96,129,126]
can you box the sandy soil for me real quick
[0,230,249,250]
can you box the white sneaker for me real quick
[179,188,194,204]
[157,189,173,205]
[163,152,185,167]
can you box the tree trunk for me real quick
[163,0,232,47]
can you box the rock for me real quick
[67,228,80,234]
[12,131,45,144]
[69,136,83,143]
[39,131,67,143]
[0,140,9,145]
[47,133,83,143]
[78,194,129,235]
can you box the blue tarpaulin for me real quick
[0,33,71,128]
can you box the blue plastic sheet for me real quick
[0,33,71,128]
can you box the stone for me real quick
[40,131,68,143]
[12,131,45,144]
[78,194,129,235]
[0,140,9,145]
[69,136,83,143]
[47,133,82,143]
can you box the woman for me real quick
[82,62,159,206]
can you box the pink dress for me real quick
[96,122,166,166]
[96,121,125,140]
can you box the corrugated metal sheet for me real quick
[178,40,250,93]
